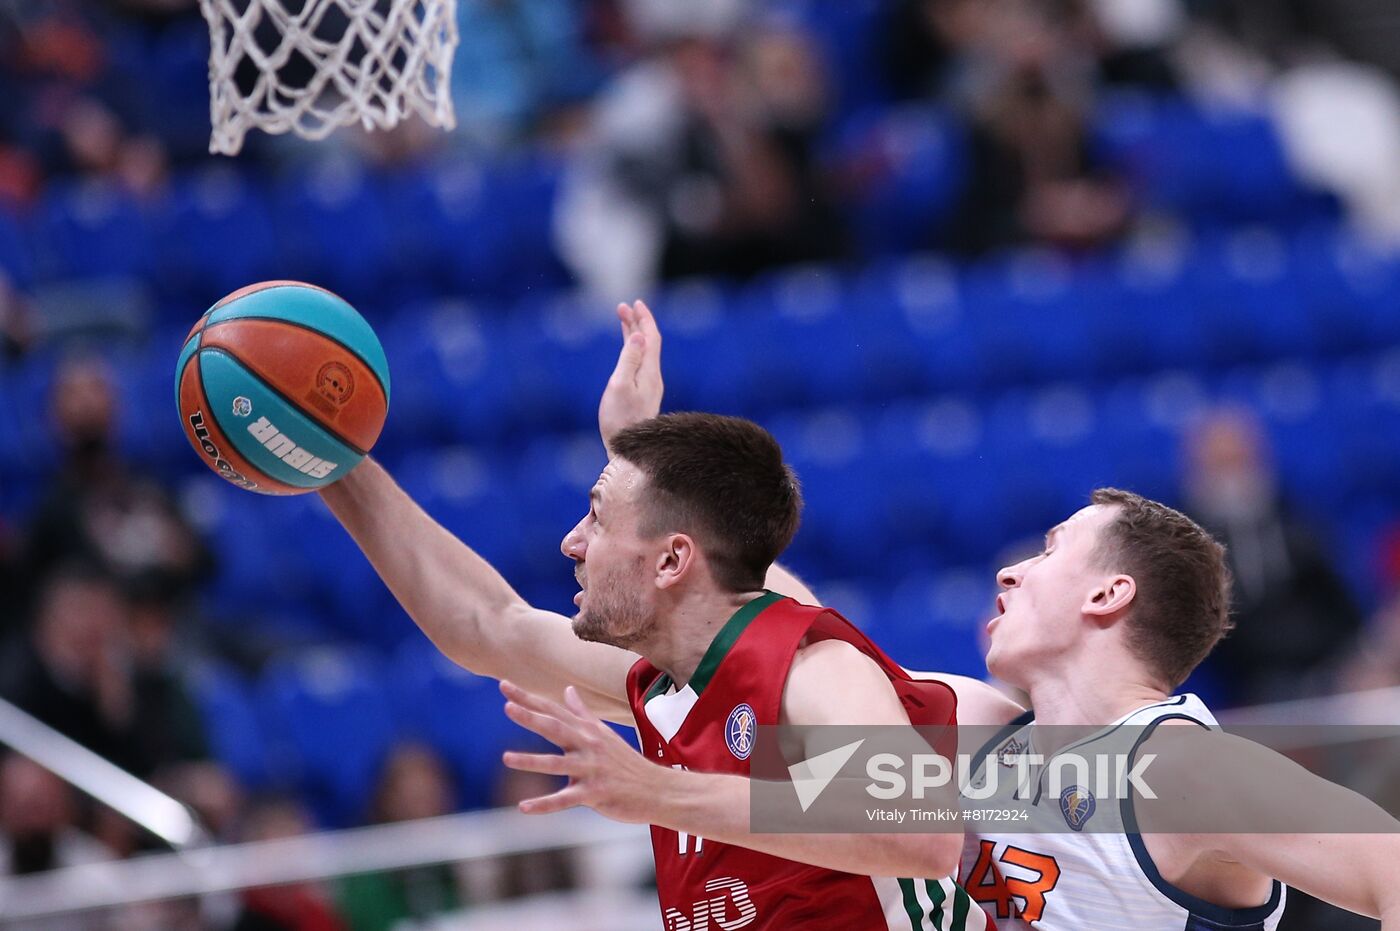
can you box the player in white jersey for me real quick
[922,492,1400,928]
[597,301,1399,927]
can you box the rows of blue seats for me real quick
[0,155,568,308]
[0,92,1334,315]
[1,217,1392,500]
[194,640,523,827]
[173,344,1400,659]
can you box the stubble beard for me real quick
[571,578,658,652]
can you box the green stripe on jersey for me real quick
[950,883,971,929]
[925,879,947,928]
[898,878,925,930]
[686,590,783,696]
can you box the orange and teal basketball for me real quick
[175,281,390,495]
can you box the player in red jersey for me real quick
[320,302,981,930]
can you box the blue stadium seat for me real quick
[195,482,317,622]
[387,638,518,809]
[35,179,154,281]
[0,205,34,286]
[964,251,1099,386]
[1292,224,1400,354]
[0,353,60,479]
[257,649,397,827]
[737,267,864,410]
[191,663,272,790]
[396,446,535,585]
[871,570,993,677]
[147,19,219,157]
[273,160,393,300]
[153,168,277,304]
[1094,94,1333,228]
[487,156,569,295]
[869,397,1003,568]
[854,256,985,393]
[376,300,517,445]
[506,293,620,432]
[1095,374,1198,504]
[779,406,889,576]
[513,432,603,554]
[831,104,967,257]
[646,278,735,412]
[288,494,398,646]
[781,0,894,119]
[408,157,566,302]
[382,162,495,298]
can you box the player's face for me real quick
[561,460,661,650]
[984,504,1119,687]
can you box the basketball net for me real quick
[200,0,458,155]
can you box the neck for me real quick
[1025,668,1171,727]
[645,588,767,689]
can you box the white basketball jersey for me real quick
[957,695,1286,930]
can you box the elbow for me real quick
[904,833,962,880]
[929,828,963,873]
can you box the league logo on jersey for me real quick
[725,703,755,760]
[1060,785,1096,831]
[997,736,1028,767]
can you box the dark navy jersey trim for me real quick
[1028,696,1190,805]
[1122,713,1283,927]
[967,708,1036,781]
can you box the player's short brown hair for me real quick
[610,413,802,592]
[1089,488,1234,689]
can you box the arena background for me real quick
[0,0,1398,927]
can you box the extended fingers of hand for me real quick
[633,300,661,345]
[500,681,576,721]
[517,785,585,815]
[503,701,578,748]
[502,750,574,776]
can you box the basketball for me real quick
[175,281,390,495]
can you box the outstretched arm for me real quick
[1139,726,1400,922]
[502,640,963,879]
[320,460,637,723]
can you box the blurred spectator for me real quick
[0,563,207,778]
[0,752,111,875]
[125,574,209,774]
[0,274,34,361]
[1,566,140,772]
[159,760,246,843]
[22,355,211,615]
[1184,408,1363,704]
[450,0,600,148]
[555,7,844,296]
[947,1,1131,253]
[235,797,348,931]
[0,753,111,930]
[491,761,577,898]
[1081,0,1184,91]
[1337,594,1400,690]
[882,0,985,101]
[336,743,464,931]
[1272,60,1400,247]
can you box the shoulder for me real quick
[904,670,1025,726]
[781,639,907,726]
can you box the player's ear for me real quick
[1082,574,1136,621]
[655,533,695,589]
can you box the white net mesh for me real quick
[201,0,458,155]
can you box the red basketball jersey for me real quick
[626,591,987,930]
